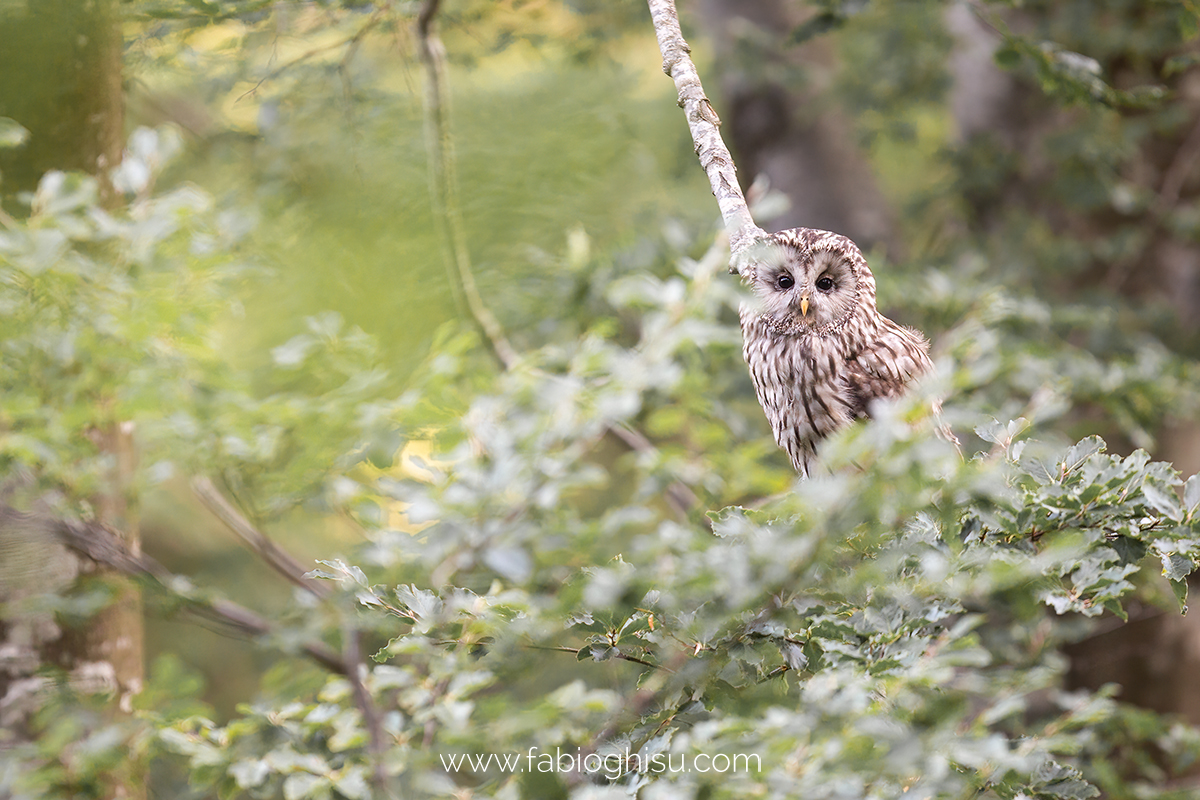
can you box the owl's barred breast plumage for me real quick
[739,228,933,476]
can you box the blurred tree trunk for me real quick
[0,0,124,202]
[695,0,898,252]
[944,3,1200,724]
[0,3,144,799]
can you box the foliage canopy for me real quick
[4,2,1200,799]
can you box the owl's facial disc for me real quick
[790,250,856,329]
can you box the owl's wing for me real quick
[843,322,932,418]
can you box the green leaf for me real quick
[1143,483,1183,522]
[0,116,29,149]
[1165,53,1200,76]
[994,46,1022,69]
[779,640,807,671]
[1170,579,1189,615]
[1031,761,1099,799]
[1160,551,1194,583]
[1184,473,1200,515]
[1061,436,1104,473]
[282,772,326,800]
[229,759,269,789]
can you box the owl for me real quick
[739,228,933,476]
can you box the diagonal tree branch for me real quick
[236,7,386,103]
[0,503,349,675]
[190,476,392,795]
[646,0,764,264]
[191,476,329,599]
[344,625,391,797]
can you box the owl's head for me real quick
[741,227,877,334]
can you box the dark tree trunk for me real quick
[695,0,898,251]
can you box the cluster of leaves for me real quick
[159,284,1200,796]
[144,226,1200,798]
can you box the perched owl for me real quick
[739,228,933,476]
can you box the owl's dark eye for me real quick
[816,275,835,292]
[777,274,795,290]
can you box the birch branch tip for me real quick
[647,0,765,265]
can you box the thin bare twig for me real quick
[532,643,673,673]
[646,0,764,263]
[1159,112,1200,209]
[415,0,701,521]
[237,8,386,102]
[191,476,329,599]
[610,423,699,518]
[417,0,519,370]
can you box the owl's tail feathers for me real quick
[931,398,964,461]
[791,445,816,479]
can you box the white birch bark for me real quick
[647,0,765,267]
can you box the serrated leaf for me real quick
[588,645,617,662]
[346,564,368,587]
[1108,537,1147,565]
[1101,598,1128,622]
[779,640,807,671]
[975,419,1004,445]
[1061,437,1104,473]
[707,505,774,538]
[1033,761,1099,799]
[395,584,443,625]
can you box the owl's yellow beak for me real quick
[800,294,810,317]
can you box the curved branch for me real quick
[191,476,329,599]
[647,0,764,263]
[416,0,699,521]
[417,0,519,370]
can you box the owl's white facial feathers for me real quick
[744,228,876,335]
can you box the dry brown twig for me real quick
[237,7,387,103]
